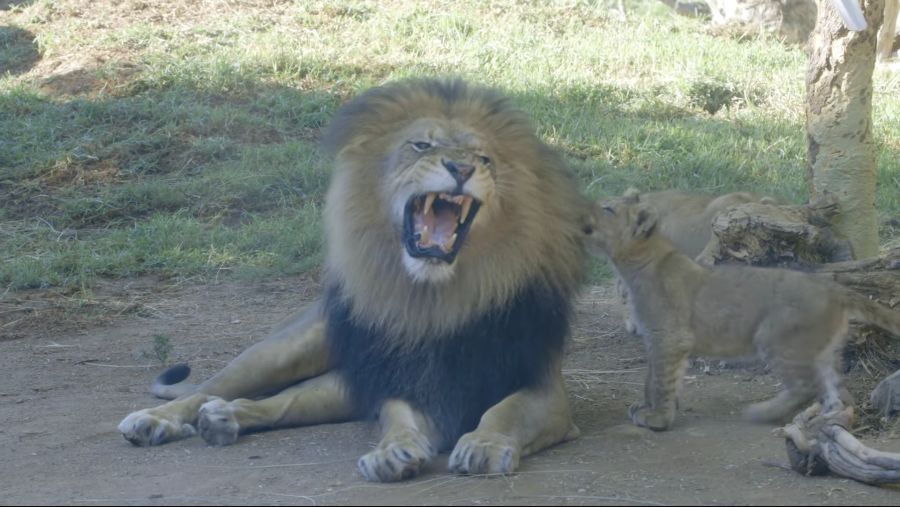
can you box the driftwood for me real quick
[776,403,900,484]
[692,193,900,484]
[696,192,854,267]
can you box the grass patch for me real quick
[1,0,897,290]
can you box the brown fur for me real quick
[584,192,900,430]
[118,79,586,482]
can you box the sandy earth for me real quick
[2,277,900,506]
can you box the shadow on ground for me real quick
[0,25,39,75]
[0,1,37,10]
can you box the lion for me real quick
[612,188,775,334]
[582,192,900,431]
[117,78,587,482]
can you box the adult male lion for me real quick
[118,79,588,482]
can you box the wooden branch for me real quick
[696,192,853,267]
[776,403,900,484]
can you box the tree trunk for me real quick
[806,0,884,259]
[877,0,899,59]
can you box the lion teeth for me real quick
[459,199,472,224]
[444,233,457,253]
[424,193,436,215]
[420,225,430,245]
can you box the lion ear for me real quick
[632,203,658,239]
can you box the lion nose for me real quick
[441,159,475,186]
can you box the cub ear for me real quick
[622,187,641,203]
[632,203,659,239]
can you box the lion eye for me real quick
[412,141,433,152]
[478,155,491,165]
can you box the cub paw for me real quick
[118,409,196,447]
[628,403,673,431]
[198,397,240,446]
[357,429,435,482]
[448,431,520,476]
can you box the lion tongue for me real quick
[415,196,459,252]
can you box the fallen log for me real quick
[776,403,900,484]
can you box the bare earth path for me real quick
[2,278,899,505]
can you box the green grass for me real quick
[1,0,898,290]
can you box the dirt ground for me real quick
[2,277,900,506]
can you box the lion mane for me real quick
[320,78,587,445]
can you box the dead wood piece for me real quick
[776,402,900,484]
[812,247,900,306]
[696,193,853,267]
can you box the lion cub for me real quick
[612,188,775,334]
[584,192,900,430]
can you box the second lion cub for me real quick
[584,192,900,431]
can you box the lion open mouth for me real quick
[404,192,481,263]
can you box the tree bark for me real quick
[806,0,884,259]
[877,0,898,59]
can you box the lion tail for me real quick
[150,364,197,399]
[846,293,900,338]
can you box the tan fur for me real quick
[118,79,585,481]
[584,192,900,430]
[614,188,775,334]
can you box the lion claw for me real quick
[118,409,196,447]
[357,429,434,482]
[448,431,520,476]
[198,397,240,446]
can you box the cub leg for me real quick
[630,333,690,431]
[119,302,329,446]
[357,399,441,482]
[744,316,850,423]
[197,372,354,446]
[743,382,816,423]
[448,360,578,476]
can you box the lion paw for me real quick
[628,403,673,431]
[448,431,520,476]
[357,429,434,482]
[118,409,196,447]
[198,397,240,446]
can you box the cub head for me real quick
[583,191,659,260]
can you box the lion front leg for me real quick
[357,399,441,483]
[118,301,330,446]
[448,363,578,476]
[196,371,354,446]
[118,393,209,446]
